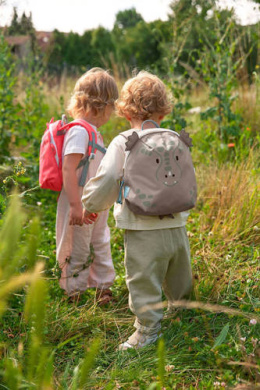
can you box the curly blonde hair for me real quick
[116,71,172,121]
[67,68,118,118]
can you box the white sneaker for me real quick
[118,330,161,351]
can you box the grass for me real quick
[2,153,259,389]
[0,79,259,389]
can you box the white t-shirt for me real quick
[63,125,90,157]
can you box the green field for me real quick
[0,3,260,388]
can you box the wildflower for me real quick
[37,202,42,206]
[240,337,246,342]
[214,382,220,387]
[246,127,251,131]
[221,382,226,387]
[165,364,175,372]
[251,338,258,347]
[249,319,257,325]
[228,143,235,148]
[3,179,6,184]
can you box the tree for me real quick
[112,7,172,71]
[20,11,34,35]
[114,20,172,70]
[7,7,35,36]
[7,7,21,35]
[114,7,143,30]
[91,27,115,67]
[166,0,236,73]
[45,29,67,72]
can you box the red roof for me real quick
[5,31,54,51]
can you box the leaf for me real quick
[213,323,230,349]
[157,338,165,387]
[78,338,101,388]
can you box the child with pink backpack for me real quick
[42,68,118,302]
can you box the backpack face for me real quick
[123,129,197,216]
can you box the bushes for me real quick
[0,35,21,161]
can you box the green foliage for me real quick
[1,4,259,388]
[0,35,21,162]
[0,196,101,389]
[78,339,101,389]
[167,0,235,74]
[0,32,49,171]
[0,195,39,315]
[213,323,230,349]
[91,27,115,68]
[197,16,244,144]
[114,8,144,29]
[19,57,50,158]
[7,7,35,36]
[157,338,166,387]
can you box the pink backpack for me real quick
[39,115,106,191]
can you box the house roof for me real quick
[4,31,54,51]
[5,35,31,46]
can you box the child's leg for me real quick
[87,210,115,289]
[59,224,95,295]
[162,227,192,303]
[124,229,171,333]
[56,189,96,295]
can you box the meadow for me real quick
[0,34,260,390]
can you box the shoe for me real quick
[118,329,161,351]
[96,288,113,306]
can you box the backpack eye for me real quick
[156,158,160,164]
[176,156,179,161]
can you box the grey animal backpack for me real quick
[117,120,197,217]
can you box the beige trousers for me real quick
[124,227,192,333]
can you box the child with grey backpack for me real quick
[82,71,195,350]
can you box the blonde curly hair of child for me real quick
[67,67,119,118]
[116,71,173,121]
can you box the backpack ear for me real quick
[179,129,193,148]
[125,131,139,151]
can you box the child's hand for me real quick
[83,209,98,225]
[69,202,84,226]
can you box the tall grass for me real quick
[198,152,259,245]
[1,64,259,389]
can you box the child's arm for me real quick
[82,136,125,213]
[63,153,84,226]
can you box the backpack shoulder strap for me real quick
[67,119,99,156]
[71,119,106,155]
[68,119,106,187]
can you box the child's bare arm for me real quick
[63,153,84,226]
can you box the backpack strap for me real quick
[68,119,106,187]
[141,120,160,130]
